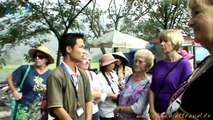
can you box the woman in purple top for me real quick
[114,49,155,120]
[149,29,192,120]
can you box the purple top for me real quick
[150,58,192,113]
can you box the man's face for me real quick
[68,38,85,63]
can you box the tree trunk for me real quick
[100,46,106,54]
[56,45,61,67]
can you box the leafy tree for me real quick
[0,0,93,68]
[84,0,192,48]
[83,0,153,53]
[138,0,192,40]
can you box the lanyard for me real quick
[61,63,80,102]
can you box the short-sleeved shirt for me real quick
[13,65,51,106]
[86,70,101,114]
[47,65,92,120]
[151,58,192,113]
[119,75,151,120]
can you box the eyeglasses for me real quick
[33,54,46,59]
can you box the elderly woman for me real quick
[77,52,101,120]
[97,53,120,120]
[6,45,54,120]
[171,0,213,119]
[113,49,154,120]
[149,29,192,120]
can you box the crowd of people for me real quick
[6,0,213,119]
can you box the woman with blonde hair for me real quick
[113,49,154,120]
[171,0,213,119]
[149,29,192,120]
[77,51,101,120]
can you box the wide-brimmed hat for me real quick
[99,53,118,67]
[178,50,193,60]
[112,51,129,65]
[28,45,54,64]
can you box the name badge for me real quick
[76,106,84,117]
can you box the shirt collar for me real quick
[62,61,80,76]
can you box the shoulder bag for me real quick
[11,65,31,120]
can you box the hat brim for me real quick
[112,54,129,65]
[29,49,54,64]
[184,54,194,60]
[101,59,119,66]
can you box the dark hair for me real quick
[59,33,84,56]
[99,66,107,72]
[114,55,126,65]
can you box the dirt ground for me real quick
[0,105,10,120]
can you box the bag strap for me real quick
[89,71,93,80]
[102,71,116,94]
[18,65,31,90]
[125,74,133,86]
[155,58,184,99]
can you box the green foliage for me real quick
[141,0,191,40]
[90,62,99,70]
[84,0,192,46]
[0,0,93,68]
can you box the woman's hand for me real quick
[114,107,120,115]
[13,90,23,100]
[113,107,120,118]
[93,87,102,99]
[107,92,117,99]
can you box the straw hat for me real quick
[112,51,129,65]
[99,53,118,67]
[178,50,193,60]
[28,45,54,64]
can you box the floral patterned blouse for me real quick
[118,75,151,120]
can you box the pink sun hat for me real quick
[179,50,194,60]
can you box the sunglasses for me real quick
[33,54,46,59]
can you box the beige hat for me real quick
[28,45,54,64]
[112,51,129,65]
[100,53,118,67]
